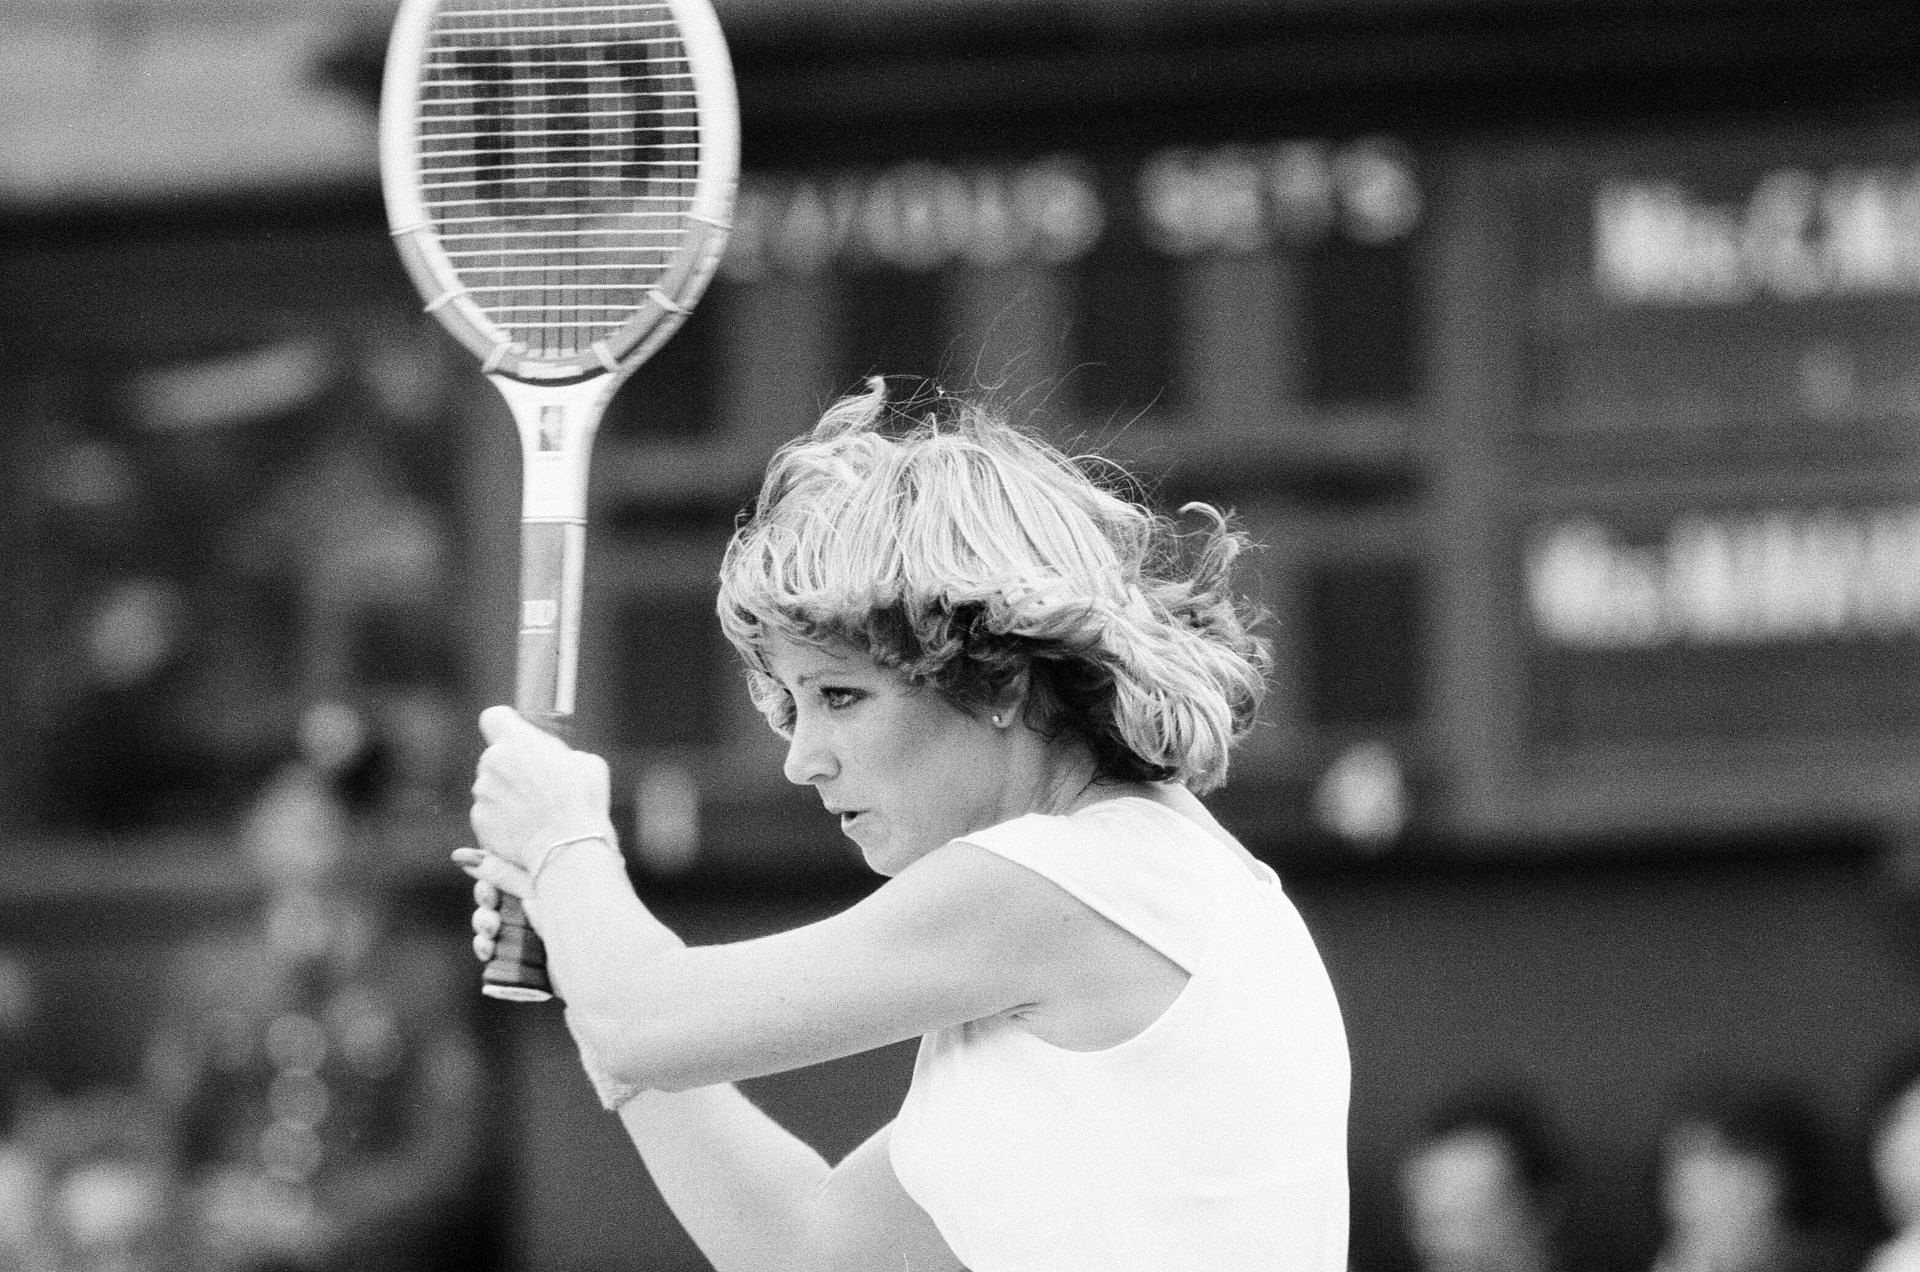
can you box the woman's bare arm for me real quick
[526,836,1093,1092]
[612,1093,961,1272]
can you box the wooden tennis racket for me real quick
[379,0,738,1001]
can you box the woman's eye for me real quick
[820,687,862,709]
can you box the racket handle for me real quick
[483,520,583,1005]
[483,895,553,1002]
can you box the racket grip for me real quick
[483,895,554,1002]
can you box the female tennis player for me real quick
[456,378,1351,1272]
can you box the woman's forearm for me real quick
[527,848,854,1270]
[614,1084,833,1272]
[528,835,684,1017]
[527,836,711,1096]
[527,836,777,1096]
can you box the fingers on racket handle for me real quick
[483,895,555,1003]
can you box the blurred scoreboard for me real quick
[1457,121,1920,846]
[570,116,1920,868]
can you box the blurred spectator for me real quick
[32,1085,179,1272]
[1398,1086,1573,1272]
[0,953,179,1272]
[1862,1048,1920,1272]
[144,703,492,1272]
[1644,1079,1855,1272]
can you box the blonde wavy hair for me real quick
[716,379,1271,793]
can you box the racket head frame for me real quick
[378,0,739,390]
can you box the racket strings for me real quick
[416,0,699,360]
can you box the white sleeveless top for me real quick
[888,797,1350,1272]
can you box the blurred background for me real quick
[6,0,1920,1269]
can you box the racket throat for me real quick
[491,373,616,523]
[491,375,613,721]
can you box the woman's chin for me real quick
[848,825,917,877]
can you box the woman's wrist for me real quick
[524,827,681,1024]
[529,830,623,891]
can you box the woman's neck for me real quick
[1039,750,1172,820]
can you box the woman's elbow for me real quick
[565,1009,665,1096]
[563,1008,727,1098]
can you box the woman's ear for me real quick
[988,668,1030,729]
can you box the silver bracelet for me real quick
[530,832,618,890]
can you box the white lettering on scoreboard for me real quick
[1594,166,1920,305]
[1527,507,1920,648]
[724,156,1106,279]
[722,138,1423,278]
[1136,136,1422,255]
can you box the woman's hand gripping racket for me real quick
[380,0,738,1001]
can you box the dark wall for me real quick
[1311,840,1918,1271]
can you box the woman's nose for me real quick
[782,718,836,786]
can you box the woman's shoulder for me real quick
[961,794,1190,868]
[955,790,1267,886]
[1073,791,1276,887]
[949,793,1270,971]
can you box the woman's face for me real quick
[765,636,1019,876]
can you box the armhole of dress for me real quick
[957,816,1202,976]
